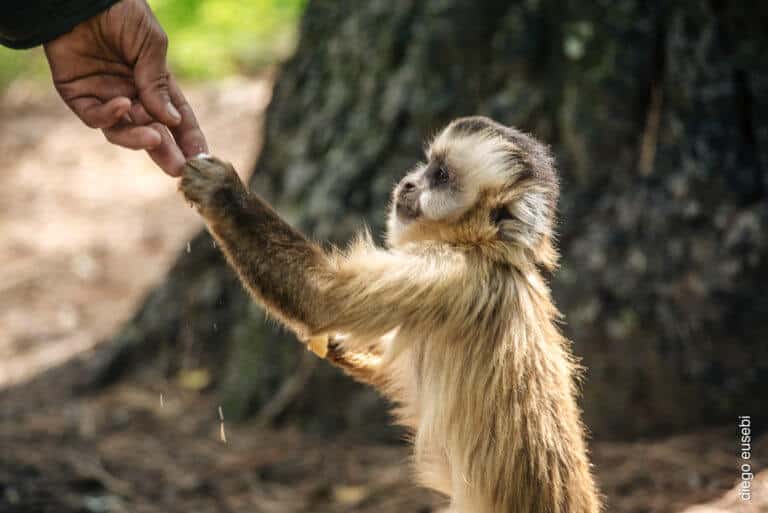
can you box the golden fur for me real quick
[180,116,600,513]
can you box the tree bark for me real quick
[88,0,768,438]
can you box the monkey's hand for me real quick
[179,155,247,214]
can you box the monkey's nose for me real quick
[402,180,416,192]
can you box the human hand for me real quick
[43,0,207,176]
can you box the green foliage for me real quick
[0,0,305,88]
[151,0,306,78]
[0,48,49,89]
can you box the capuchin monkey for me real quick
[180,116,601,513]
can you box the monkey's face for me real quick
[389,125,510,236]
[388,118,518,244]
[387,117,559,268]
[393,160,463,223]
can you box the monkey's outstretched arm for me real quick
[180,156,469,341]
[180,156,330,336]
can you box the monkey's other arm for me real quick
[179,156,469,344]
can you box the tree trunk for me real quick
[88,0,768,438]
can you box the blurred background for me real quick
[1,1,766,512]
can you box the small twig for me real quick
[639,80,663,176]
[218,405,227,443]
[256,351,317,426]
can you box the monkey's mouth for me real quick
[396,199,421,221]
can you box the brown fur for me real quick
[180,117,601,513]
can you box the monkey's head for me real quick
[387,116,559,269]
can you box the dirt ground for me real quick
[0,78,766,513]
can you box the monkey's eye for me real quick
[431,165,450,187]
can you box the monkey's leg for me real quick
[180,156,329,334]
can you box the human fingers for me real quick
[128,99,198,176]
[146,123,186,176]
[132,17,181,128]
[102,123,163,150]
[167,78,208,157]
[68,96,133,129]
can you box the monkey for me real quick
[179,116,601,513]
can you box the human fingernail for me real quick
[166,102,181,122]
[147,129,163,148]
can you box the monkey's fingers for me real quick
[306,335,329,358]
[179,155,242,209]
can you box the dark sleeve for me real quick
[0,0,121,49]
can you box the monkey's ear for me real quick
[490,205,515,229]
[493,194,559,270]
[492,192,554,249]
[492,204,520,245]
